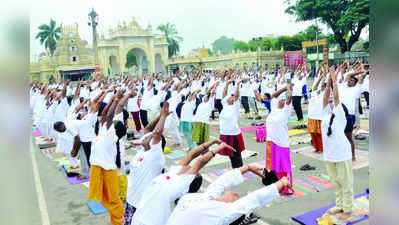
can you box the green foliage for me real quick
[211,36,235,54]
[206,48,213,56]
[260,38,273,51]
[233,41,249,52]
[273,34,305,51]
[157,22,183,57]
[125,50,137,68]
[35,19,61,56]
[285,0,369,53]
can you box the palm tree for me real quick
[35,19,61,56]
[157,22,183,57]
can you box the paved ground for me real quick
[29,90,369,225]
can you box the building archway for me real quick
[125,47,149,75]
[109,55,120,76]
[154,53,165,74]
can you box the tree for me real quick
[273,35,304,51]
[285,0,369,53]
[211,36,235,54]
[260,38,273,51]
[35,19,61,56]
[125,50,138,68]
[300,24,323,41]
[157,22,183,57]
[206,48,213,56]
[233,41,249,52]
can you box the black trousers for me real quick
[140,109,149,128]
[292,96,303,120]
[229,137,243,168]
[215,99,223,114]
[363,91,369,106]
[241,96,250,113]
[81,141,92,167]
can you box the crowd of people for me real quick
[29,59,369,224]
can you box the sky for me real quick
[30,0,366,60]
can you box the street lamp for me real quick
[88,8,99,65]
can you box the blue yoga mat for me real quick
[289,114,308,121]
[292,191,369,225]
[87,201,127,215]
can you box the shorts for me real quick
[344,114,356,133]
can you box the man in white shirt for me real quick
[123,103,169,225]
[131,139,236,225]
[167,166,292,225]
[338,66,367,160]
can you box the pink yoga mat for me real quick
[66,176,89,184]
[34,131,42,137]
[241,125,265,133]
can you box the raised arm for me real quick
[234,80,241,101]
[330,67,340,107]
[100,97,115,125]
[323,69,333,109]
[286,83,293,105]
[151,102,171,144]
[177,139,222,167]
[184,142,236,175]
[223,79,231,99]
[271,86,288,99]
[106,97,120,129]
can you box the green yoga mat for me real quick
[288,118,308,124]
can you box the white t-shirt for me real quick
[292,76,306,96]
[79,113,97,142]
[321,104,352,162]
[219,97,241,135]
[103,91,114,104]
[215,81,226,99]
[240,82,250,97]
[90,124,118,170]
[132,165,195,225]
[180,100,195,122]
[141,88,154,110]
[55,120,80,154]
[266,98,291,147]
[308,91,324,120]
[193,98,215,124]
[166,169,280,225]
[127,94,140,112]
[338,83,362,115]
[127,139,165,207]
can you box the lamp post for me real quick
[88,8,99,65]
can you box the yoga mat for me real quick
[66,176,90,184]
[241,125,265,133]
[288,129,308,136]
[187,150,257,167]
[289,114,308,121]
[251,129,308,141]
[266,174,332,207]
[292,191,369,225]
[210,121,220,126]
[165,149,187,160]
[288,118,308,125]
[202,161,296,183]
[87,201,127,215]
[297,147,369,169]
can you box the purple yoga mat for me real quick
[292,192,369,225]
[66,176,90,184]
